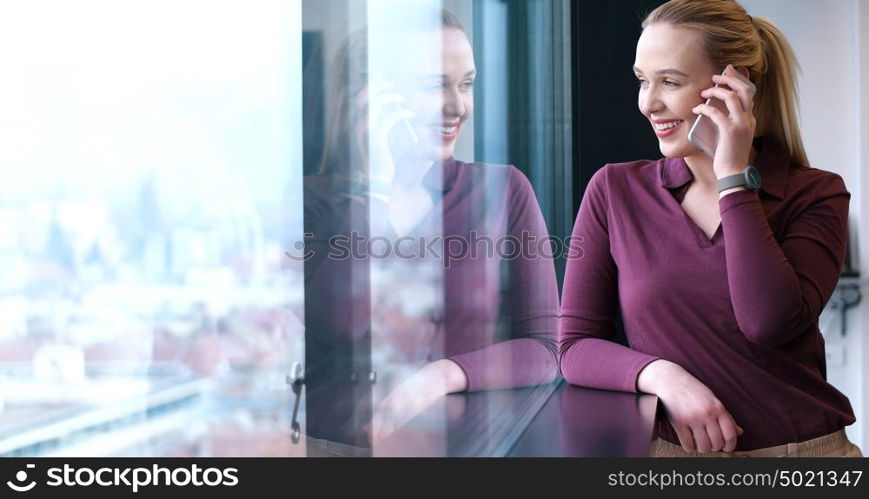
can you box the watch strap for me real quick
[717,173,748,192]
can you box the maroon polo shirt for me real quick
[560,139,856,450]
[304,159,559,393]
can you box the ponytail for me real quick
[752,16,808,166]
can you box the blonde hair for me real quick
[319,9,468,179]
[643,0,809,166]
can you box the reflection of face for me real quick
[634,24,715,159]
[394,28,476,161]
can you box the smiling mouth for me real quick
[436,124,458,134]
[653,120,683,131]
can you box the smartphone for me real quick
[372,75,419,148]
[687,68,757,158]
[393,118,418,146]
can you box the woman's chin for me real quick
[413,143,456,162]
[658,141,693,159]
[439,144,458,161]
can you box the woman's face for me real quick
[393,28,476,162]
[634,23,716,159]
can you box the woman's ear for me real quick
[736,67,750,80]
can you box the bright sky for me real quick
[0,0,302,216]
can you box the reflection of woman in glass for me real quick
[304,9,558,446]
[561,0,861,457]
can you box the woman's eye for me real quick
[636,78,680,88]
[415,79,442,90]
[461,81,474,89]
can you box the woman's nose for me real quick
[639,87,662,116]
[443,88,466,116]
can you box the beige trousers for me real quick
[649,429,863,457]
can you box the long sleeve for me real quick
[303,180,373,343]
[302,177,375,445]
[448,167,559,391]
[719,173,850,346]
[559,166,659,393]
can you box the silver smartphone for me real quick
[372,76,419,150]
[687,68,757,158]
[393,119,418,146]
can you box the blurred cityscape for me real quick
[0,174,308,456]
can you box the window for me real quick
[1,0,595,457]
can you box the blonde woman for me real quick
[560,0,861,457]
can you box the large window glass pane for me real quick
[302,0,569,456]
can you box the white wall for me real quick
[857,0,869,455]
[741,0,868,450]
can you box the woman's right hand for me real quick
[355,82,416,187]
[637,359,744,453]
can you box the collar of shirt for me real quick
[660,138,790,200]
[421,157,460,193]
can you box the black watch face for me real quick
[746,167,762,190]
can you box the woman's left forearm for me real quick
[448,337,558,392]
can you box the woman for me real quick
[560,0,861,457]
[304,9,559,448]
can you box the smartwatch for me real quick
[717,166,762,193]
